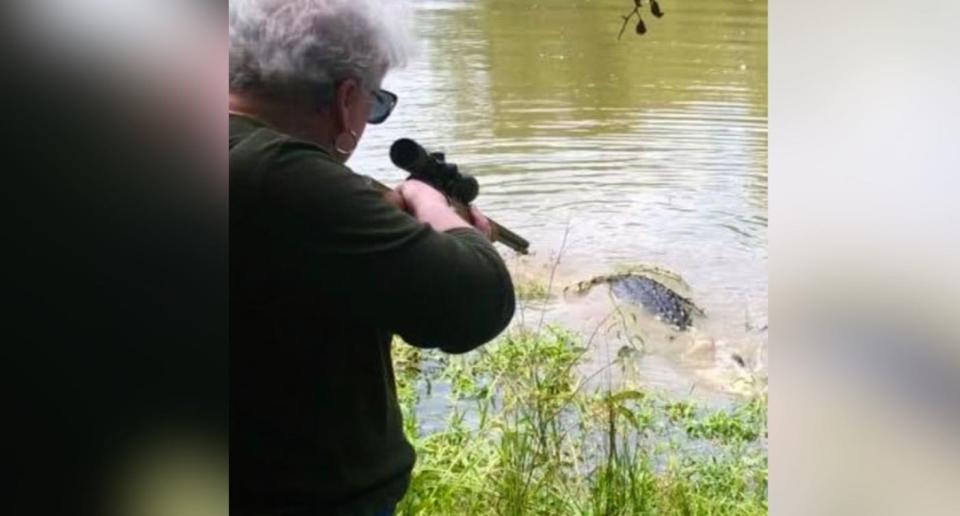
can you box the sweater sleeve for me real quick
[260,141,516,353]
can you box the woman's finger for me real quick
[469,205,493,240]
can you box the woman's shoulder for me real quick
[230,114,335,160]
[229,115,384,215]
[229,114,355,179]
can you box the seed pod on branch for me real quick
[636,17,647,34]
[651,0,664,18]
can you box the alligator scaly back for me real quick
[565,270,704,331]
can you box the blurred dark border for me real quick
[4,2,227,514]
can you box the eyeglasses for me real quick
[367,88,398,125]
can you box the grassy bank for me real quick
[391,325,767,515]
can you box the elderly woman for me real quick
[228,1,515,514]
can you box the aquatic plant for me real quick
[391,324,767,515]
[515,278,551,302]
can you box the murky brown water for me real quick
[353,0,767,399]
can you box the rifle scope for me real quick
[390,138,480,205]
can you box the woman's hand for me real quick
[468,205,493,240]
[396,179,449,214]
[393,179,491,238]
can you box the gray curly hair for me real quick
[229,0,414,104]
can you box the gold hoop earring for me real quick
[334,130,358,156]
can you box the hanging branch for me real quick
[618,0,665,40]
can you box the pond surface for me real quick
[353,0,767,400]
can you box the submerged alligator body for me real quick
[610,275,700,330]
[567,271,705,331]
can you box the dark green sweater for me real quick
[229,115,515,515]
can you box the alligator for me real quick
[564,266,705,331]
[561,267,769,396]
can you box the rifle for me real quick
[367,138,530,255]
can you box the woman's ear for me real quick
[333,79,360,132]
